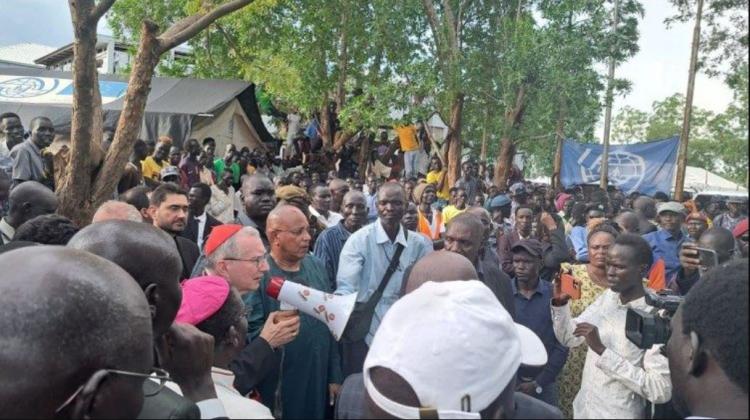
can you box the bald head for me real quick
[5,181,58,228]
[92,200,143,223]
[377,181,405,201]
[403,251,478,295]
[67,220,183,336]
[633,196,657,220]
[0,247,152,418]
[699,227,736,264]
[267,205,312,261]
[615,211,640,235]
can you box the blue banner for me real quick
[561,137,680,195]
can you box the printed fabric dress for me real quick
[556,262,607,419]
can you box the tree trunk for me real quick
[91,21,162,207]
[494,84,526,189]
[674,0,704,201]
[445,93,465,188]
[57,0,104,225]
[58,0,254,225]
[494,137,515,190]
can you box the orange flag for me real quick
[648,258,667,291]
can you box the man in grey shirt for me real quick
[10,116,53,187]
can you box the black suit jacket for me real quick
[174,235,200,281]
[180,212,223,248]
[137,380,200,419]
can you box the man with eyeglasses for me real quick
[196,224,301,400]
[245,205,343,419]
[0,246,154,418]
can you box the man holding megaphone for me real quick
[196,224,301,402]
[244,205,343,420]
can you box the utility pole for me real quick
[600,0,619,190]
[674,0,704,201]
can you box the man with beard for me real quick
[313,190,368,289]
[552,234,671,418]
[336,182,433,376]
[0,112,24,177]
[245,205,342,419]
[10,116,54,187]
[149,182,200,280]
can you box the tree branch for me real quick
[158,0,254,53]
[91,0,116,22]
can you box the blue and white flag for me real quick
[561,137,680,195]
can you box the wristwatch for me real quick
[535,384,543,395]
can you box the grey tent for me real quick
[0,67,273,152]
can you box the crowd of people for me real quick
[0,111,748,420]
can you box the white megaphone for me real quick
[265,277,357,341]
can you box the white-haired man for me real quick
[191,224,300,400]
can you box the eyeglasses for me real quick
[55,367,171,415]
[223,253,269,269]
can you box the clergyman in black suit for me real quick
[181,182,223,251]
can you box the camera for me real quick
[625,289,683,349]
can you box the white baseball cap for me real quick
[363,280,547,419]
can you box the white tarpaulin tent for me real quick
[684,166,747,192]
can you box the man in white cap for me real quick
[361,280,561,419]
[643,201,686,284]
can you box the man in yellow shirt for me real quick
[442,187,468,224]
[141,141,170,187]
[394,123,421,179]
[425,155,450,204]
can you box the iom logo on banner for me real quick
[0,77,60,99]
[561,138,679,196]
[578,148,646,193]
[0,75,126,105]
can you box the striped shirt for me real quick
[313,221,353,291]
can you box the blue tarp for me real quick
[561,137,680,195]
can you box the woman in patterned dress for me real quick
[556,221,621,418]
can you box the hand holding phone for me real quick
[695,247,719,269]
[560,273,582,300]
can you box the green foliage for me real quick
[610,92,748,183]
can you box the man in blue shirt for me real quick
[510,239,569,407]
[336,182,433,376]
[643,201,686,285]
[313,191,368,289]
